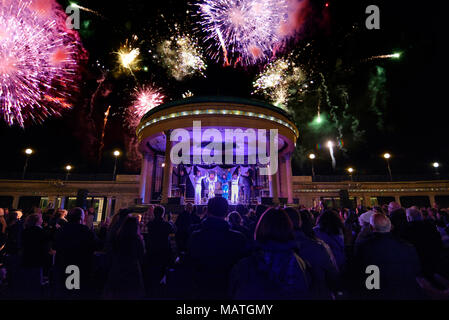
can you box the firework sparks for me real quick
[127,86,165,129]
[116,36,141,72]
[0,0,83,127]
[253,56,304,108]
[157,32,206,81]
[195,0,298,65]
[366,52,402,61]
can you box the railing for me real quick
[311,174,448,182]
[0,172,117,181]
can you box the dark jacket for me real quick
[5,222,22,255]
[21,226,51,268]
[53,223,98,283]
[294,230,340,299]
[313,226,346,271]
[188,216,248,299]
[104,235,145,299]
[146,217,175,255]
[402,220,443,277]
[175,211,194,252]
[352,232,423,299]
[230,240,311,300]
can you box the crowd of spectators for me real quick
[0,198,449,300]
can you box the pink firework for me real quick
[0,0,84,127]
[127,86,165,129]
[195,0,302,65]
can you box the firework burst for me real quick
[156,31,206,81]
[0,0,83,127]
[253,56,304,108]
[195,0,299,65]
[127,86,165,129]
[116,36,141,73]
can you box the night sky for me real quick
[0,0,446,177]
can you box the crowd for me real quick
[0,198,449,300]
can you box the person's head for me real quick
[227,211,242,226]
[298,209,316,239]
[233,173,238,179]
[118,215,141,240]
[185,202,193,213]
[209,172,215,179]
[57,209,68,219]
[255,208,294,243]
[207,196,229,218]
[388,202,401,213]
[67,207,85,224]
[389,208,407,232]
[373,206,384,215]
[153,205,165,220]
[6,210,20,225]
[24,213,42,229]
[316,209,344,235]
[370,213,392,233]
[196,170,201,177]
[406,207,423,222]
[88,207,95,215]
[285,207,301,231]
[359,210,375,227]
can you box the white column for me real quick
[12,195,20,209]
[139,154,149,202]
[105,196,113,218]
[161,131,174,204]
[271,170,280,205]
[284,155,293,204]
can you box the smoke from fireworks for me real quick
[0,0,83,127]
[156,31,206,81]
[195,0,303,65]
[127,86,165,129]
[253,56,304,109]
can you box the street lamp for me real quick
[383,153,392,181]
[65,165,72,181]
[113,150,121,179]
[347,167,354,181]
[432,162,440,176]
[22,148,34,179]
[308,153,316,177]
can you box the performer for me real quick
[219,172,231,200]
[192,168,206,205]
[173,164,192,199]
[206,171,218,199]
[240,170,253,205]
[231,172,240,204]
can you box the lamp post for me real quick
[347,167,354,181]
[22,148,33,179]
[65,165,72,181]
[432,162,440,176]
[383,153,392,181]
[113,150,121,180]
[308,153,316,177]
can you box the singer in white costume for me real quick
[231,172,240,204]
[206,172,218,199]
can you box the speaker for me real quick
[339,189,352,209]
[167,197,181,205]
[261,197,273,205]
[76,189,89,209]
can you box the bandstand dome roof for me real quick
[137,96,299,157]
